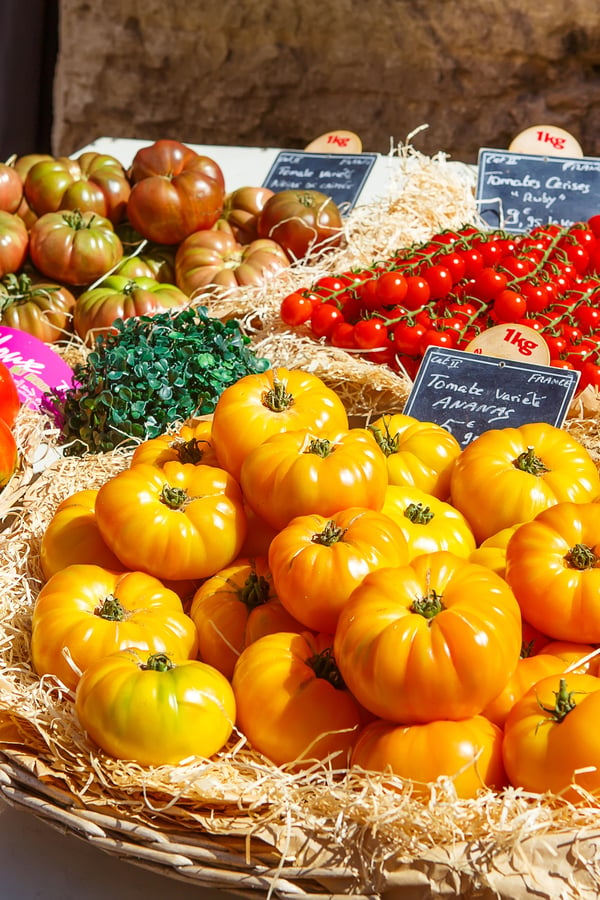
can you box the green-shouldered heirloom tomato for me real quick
[240,427,389,532]
[28,209,124,287]
[127,139,225,245]
[267,507,409,634]
[24,152,131,224]
[210,367,349,482]
[219,185,275,243]
[189,555,305,679]
[232,630,364,767]
[75,648,236,766]
[334,551,522,723]
[94,461,247,581]
[351,714,506,799]
[0,272,75,343]
[256,189,343,261]
[0,210,28,277]
[73,274,189,343]
[450,423,600,543]
[0,161,23,214]
[174,229,289,297]
[30,564,199,690]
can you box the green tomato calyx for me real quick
[142,653,175,672]
[97,594,126,621]
[241,570,272,609]
[404,502,435,525]
[311,520,347,546]
[565,542,600,570]
[307,646,346,689]
[160,483,189,509]
[537,677,578,723]
[411,588,445,619]
[513,445,550,476]
[262,377,294,412]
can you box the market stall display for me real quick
[2,138,600,899]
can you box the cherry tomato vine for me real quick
[278,218,600,390]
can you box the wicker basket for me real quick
[4,144,600,899]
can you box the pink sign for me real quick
[0,327,75,408]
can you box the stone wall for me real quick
[53,0,600,164]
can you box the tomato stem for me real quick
[513,446,550,475]
[171,437,210,465]
[565,542,600,570]
[160,484,188,509]
[311,520,347,546]
[307,647,346,689]
[537,677,577,723]
[305,437,333,457]
[240,571,272,609]
[411,588,444,619]
[142,653,175,672]
[368,418,399,456]
[404,502,435,525]
[262,377,294,412]
[96,594,126,621]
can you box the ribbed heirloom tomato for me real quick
[189,556,305,679]
[450,423,600,544]
[29,209,124,286]
[210,367,348,481]
[94,461,247,581]
[334,551,522,723]
[127,139,225,245]
[268,507,409,634]
[40,489,124,581]
[502,672,600,801]
[73,274,189,342]
[75,649,236,767]
[30,564,199,690]
[0,273,75,343]
[381,484,476,560]
[368,413,461,500]
[505,501,600,643]
[232,631,365,767]
[130,419,217,469]
[351,715,506,799]
[240,427,389,531]
[256,189,343,261]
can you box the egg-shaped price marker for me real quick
[304,130,363,154]
[508,125,583,158]
[466,323,550,366]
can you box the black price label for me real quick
[476,148,600,233]
[262,150,378,213]
[403,347,580,447]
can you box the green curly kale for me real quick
[53,306,270,455]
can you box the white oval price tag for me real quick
[465,323,550,365]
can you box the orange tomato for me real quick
[268,507,409,634]
[240,427,388,531]
[352,715,506,799]
[210,367,348,481]
[334,551,522,724]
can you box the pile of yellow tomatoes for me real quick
[30,366,600,803]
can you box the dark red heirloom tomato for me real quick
[256,189,343,261]
[127,139,226,245]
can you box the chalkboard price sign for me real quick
[262,150,378,212]
[403,347,580,447]
[475,148,600,233]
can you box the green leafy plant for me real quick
[52,306,270,455]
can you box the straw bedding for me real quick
[2,139,600,898]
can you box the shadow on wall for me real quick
[0,0,58,159]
